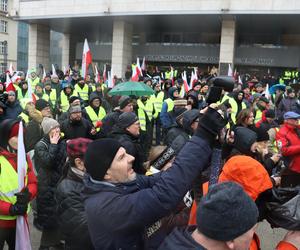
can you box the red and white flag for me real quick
[227,64,233,77]
[103,64,107,83]
[238,75,243,85]
[8,63,14,75]
[180,71,190,98]
[16,121,32,250]
[94,65,100,83]
[141,57,146,71]
[5,73,15,92]
[131,58,142,82]
[82,39,92,79]
[190,68,198,89]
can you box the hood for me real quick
[0,118,20,149]
[187,91,199,108]
[168,87,177,100]
[89,92,101,105]
[233,90,244,103]
[219,155,273,201]
[233,127,257,155]
[159,226,204,249]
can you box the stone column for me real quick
[219,18,236,75]
[61,33,70,67]
[111,20,132,78]
[28,24,50,71]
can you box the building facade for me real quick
[0,0,18,73]
[11,0,300,77]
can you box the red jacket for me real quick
[276,123,300,173]
[0,148,37,228]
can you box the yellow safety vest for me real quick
[17,89,29,100]
[152,92,164,118]
[164,98,174,112]
[229,98,247,124]
[0,156,30,220]
[254,109,263,124]
[75,84,89,101]
[44,89,57,108]
[60,90,78,112]
[13,84,20,93]
[33,93,49,102]
[19,112,29,124]
[85,106,106,132]
[137,99,154,131]
[30,78,40,91]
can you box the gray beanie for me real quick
[69,105,82,114]
[197,182,258,241]
[41,117,59,134]
[118,112,138,129]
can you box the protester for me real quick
[3,91,22,120]
[34,117,67,249]
[82,106,226,249]
[160,86,179,129]
[56,138,93,250]
[0,119,37,250]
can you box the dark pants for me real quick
[154,117,162,145]
[0,227,16,250]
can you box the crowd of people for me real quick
[0,66,300,250]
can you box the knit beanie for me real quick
[69,96,81,104]
[119,96,132,109]
[41,117,59,134]
[286,86,295,94]
[118,112,138,129]
[67,137,92,159]
[265,109,275,119]
[69,105,82,114]
[197,182,258,241]
[35,99,50,111]
[84,139,122,181]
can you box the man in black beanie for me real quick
[159,182,259,250]
[101,95,133,136]
[110,112,146,174]
[82,105,227,249]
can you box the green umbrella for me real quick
[109,81,155,96]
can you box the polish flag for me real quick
[190,68,198,88]
[131,58,142,82]
[11,72,21,83]
[8,63,14,75]
[16,121,32,250]
[141,57,146,71]
[107,69,115,88]
[5,73,15,92]
[94,65,100,83]
[227,64,233,77]
[238,75,243,85]
[82,39,92,79]
[264,83,270,100]
[103,64,107,83]
[42,68,46,81]
[170,66,175,86]
[180,71,190,98]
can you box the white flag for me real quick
[227,64,233,77]
[16,121,32,250]
[51,64,57,78]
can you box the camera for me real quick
[205,76,235,104]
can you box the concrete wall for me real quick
[13,0,300,20]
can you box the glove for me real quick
[9,203,28,216]
[15,188,31,205]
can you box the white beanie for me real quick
[41,117,59,134]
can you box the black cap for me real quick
[35,99,50,111]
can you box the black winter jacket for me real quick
[60,118,94,140]
[110,127,146,174]
[158,226,205,250]
[56,167,94,250]
[101,110,122,136]
[34,136,67,229]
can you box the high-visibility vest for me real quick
[13,84,20,93]
[85,106,106,131]
[44,89,57,108]
[230,99,247,124]
[19,112,29,124]
[60,90,78,112]
[17,89,29,100]
[0,156,30,220]
[164,98,174,112]
[33,93,49,102]
[254,109,263,124]
[75,84,89,101]
[152,92,164,118]
[137,99,154,131]
[30,77,40,91]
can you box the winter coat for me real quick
[164,126,189,146]
[56,167,94,250]
[24,119,43,152]
[91,91,112,113]
[158,226,205,250]
[82,134,213,250]
[34,136,67,229]
[276,123,300,173]
[60,118,94,140]
[58,109,89,124]
[277,97,298,120]
[101,110,122,136]
[3,101,22,120]
[110,126,146,174]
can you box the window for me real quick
[0,41,7,55]
[0,20,7,33]
[0,0,7,12]
[0,63,7,74]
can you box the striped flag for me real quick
[82,39,92,79]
